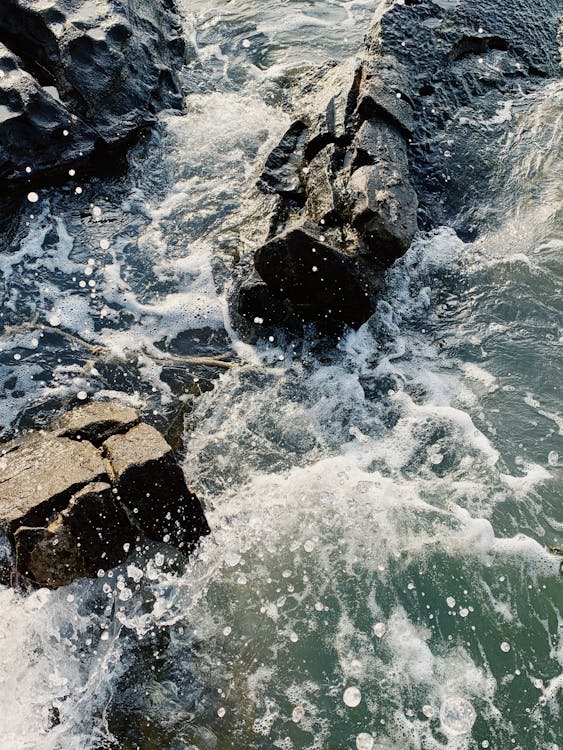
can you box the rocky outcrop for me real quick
[239,0,562,331]
[0,0,185,184]
[0,403,210,588]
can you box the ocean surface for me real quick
[0,1,561,748]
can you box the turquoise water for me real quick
[0,1,561,749]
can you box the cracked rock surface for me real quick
[0,402,210,588]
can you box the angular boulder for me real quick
[0,0,185,184]
[239,0,563,331]
[0,402,210,588]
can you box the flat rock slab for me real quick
[104,423,210,551]
[0,403,210,588]
[0,434,108,533]
[54,402,139,445]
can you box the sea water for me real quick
[0,1,561,748]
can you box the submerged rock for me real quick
[239,0,562,331]
[0,403,210,588]
[0,0,185,184]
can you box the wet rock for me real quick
[0,434,108,534]
[257,120,308,197]
[103,423,210,551]
[0,403,210,588]
[0,0,185,184]
[54,402,140,446]
[254,221,377,328]
[239,0,562,331]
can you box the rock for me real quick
[14,482,135,587]
[0,0,185,184]
[103,423,210,552]
[239,0,562,330]
[54,402,140,445]
[0,434,108,534]
[254,221,377,328]
[0,403,210,588]
[257,120,308,197]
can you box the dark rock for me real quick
[0,0,185,184]
[238,279,290,326]
[103,423,210,552]
[254,221,377,328]
[54,402,140,445]
[0,404,210,588]
[239,0,562,331]
[257,120,308,197]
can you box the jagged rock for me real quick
[0,0,185,183]
[239,0,562,331]
[0,403,210,588]
[54,402,139,445]
[103,423,210,551]
[257,120,308,197]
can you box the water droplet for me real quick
[343,687,362,707]
[373,622,386,638]
[217,707,226,718]
[289,631,299,643]
[356,733,374,750]
[314,602,324,612]
[459,608,469,618]
[100,631,109,641]
[77,391,87,400]
[27,192,39,203]
[446,596,456,609]
[439,697,476,735]
[48,315,61,327]
[99,239,110,250]
[241,39,251,48]
[500,641,510,653]
[223,626,232,636]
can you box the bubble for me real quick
[548,451,558,466]
[439,697,476,736]
[314,602,324,612]
[48,315,61,327]
[217,707,226,718]
[446,596,456,609]
[68,168,76,177]
[343,687,362,707]
[500,641,511,653]
[77,391,88,400]
[224,551,241,567]
[356,733,374,750]
[223,626,232,636]
[291,706,304,723]
[289,631,299,643]
[422,704,435,718]
[459,608,469,618]
[373,622,386,638]
[27,192,39,203]
[99,239,111,250]
[253,317,264,325]
[100,631,109,641]
[241,38,251,48]
[482,742,490,748]
[303,539,315,552]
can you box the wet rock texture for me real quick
[0,0,185,183]
[0,403,210,588]
[239,0,562,330]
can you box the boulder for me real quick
[0,0,185,184]
[239,0,562,331]
[0,402,210,588]
[103,423,210,552]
